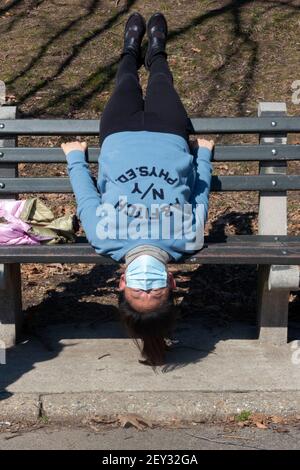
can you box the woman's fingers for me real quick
[196,138,215,151]
[61,141,88,155]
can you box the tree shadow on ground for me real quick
[1,0,47,34]
[3,0,299,117]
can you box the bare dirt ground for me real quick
[0,0,299,332]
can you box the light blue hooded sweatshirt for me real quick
[66,131,213,262]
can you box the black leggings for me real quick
[99,54,190,145]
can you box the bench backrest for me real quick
[0,103,299,235]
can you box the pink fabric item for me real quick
[0,199,48,245]
[0,199,25,218]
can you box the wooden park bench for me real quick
[0,99,299,350]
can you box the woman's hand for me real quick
[190,138,214,154]
[61,141,87,156]
[196,138,214,151]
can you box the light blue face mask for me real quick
[125,255,168,291]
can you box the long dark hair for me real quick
[118,289,178,367]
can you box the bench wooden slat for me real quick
[1,144,300,163]
[0,236,299,264]
[1,117,300,135]
[0,175,299,193]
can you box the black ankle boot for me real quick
[145,12,168,71]
[120,12,146,67]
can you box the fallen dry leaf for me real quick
[255,422,268,429]
[237,421,246,427]
[117,413,154,431]
[271,415,285,424]
[85,415,117,426]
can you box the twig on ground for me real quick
[183,431,265,450]
[98,354,111,360]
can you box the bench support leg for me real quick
[0,264,22,348]
[0,99,22,347]
[256,101,296,345]
[257,265,289,345]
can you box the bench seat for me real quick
[0,236,299,265]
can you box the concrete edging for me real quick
[1,391,300,424]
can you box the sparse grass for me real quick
[39,413,50,425]
[235,410,252,422]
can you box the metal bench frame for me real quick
[0,95,299,348]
